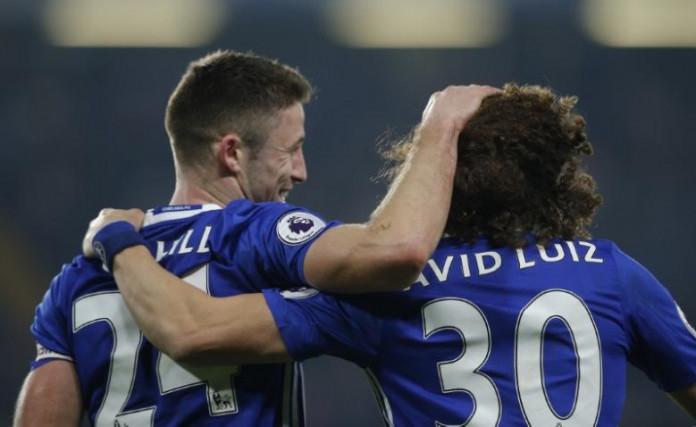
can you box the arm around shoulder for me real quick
[112,248,291,365]
[165,293,293,366]
[304,223,429,293]
[304,85,500,293]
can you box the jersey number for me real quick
[422,290,602,426]
[73,265,239,426]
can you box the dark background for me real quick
[2,0,695,425]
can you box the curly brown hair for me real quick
[381,83,602,248]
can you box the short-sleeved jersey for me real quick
[31,200,339,426]
[264,237,696,426]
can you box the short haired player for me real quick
[14,49,498,426]
[80,84,696,425]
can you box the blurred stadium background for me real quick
[2,0,695,424]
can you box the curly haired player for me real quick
[14,48,497,426]
[77,84,696,425]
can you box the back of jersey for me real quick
[31,202,320,426]
[373,237,696,426]
[264,236,696,426]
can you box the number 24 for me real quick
[73,265,238,427]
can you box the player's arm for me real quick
[671,383,696,419]
[14,360,82,427]
[615,245,696,420]
[304,85,499,292]
[83,85,498,293]
[112,245,290,365]
[91,245,367,366]
[78,86,498,360]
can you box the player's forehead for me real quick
[264,103,305,148]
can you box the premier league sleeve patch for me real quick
[276,211,327,245]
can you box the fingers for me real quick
[81,208,145,258]
[422,91,441,122]
[421,84,502,133]
[96,208,145,229]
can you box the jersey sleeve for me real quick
[233,202,341,287]
[30,266,75,369]
[262,288,382,367]
[615,245,696,391]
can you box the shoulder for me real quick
[565,238,655,289]
[44,256,112,308]
[223,200,332,243]
[600,240,655,281]
[52,256,103,290]
[603,241,672,316]
[33,255,108,339]
[223,199,323,221]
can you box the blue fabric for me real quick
[31,200,339,426]
[92,220,146,272]
[264,237,696,426]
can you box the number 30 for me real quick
[423,290,602,426]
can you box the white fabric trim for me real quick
[282,361,305,426]
[143,204,222,227]
[35,343,74,362]
[365,368,394,427]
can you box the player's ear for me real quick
[217,133,243,175]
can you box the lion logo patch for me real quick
[276,211,326,245]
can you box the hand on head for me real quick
[421,85,501,134]
[82,208,145,258]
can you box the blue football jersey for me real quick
[263,237,696,426]
[31,200,339,426]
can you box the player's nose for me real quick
[292,149,307,183]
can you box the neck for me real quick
[170,169,245,207]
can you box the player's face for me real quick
[241,103,307,203]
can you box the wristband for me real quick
[92,221,147,272]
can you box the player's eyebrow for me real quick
[268,136,305,154]
[290,137,305,149]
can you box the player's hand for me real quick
[82,208,145,258]
[421,85,501,135]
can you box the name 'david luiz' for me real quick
[413,241,603,287]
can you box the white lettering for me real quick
[156,241,167,262]
[538,244,564,262]
[516,248,535,269]
[429,256,453,282]
[404,241,606,293]
[178,229,195,254]
[566,241,580,262]
[155,226,213,261]
[168,237,182,256]
[579,242,604,263]
[414,272,430,287]
[460,254,472,277]
[198,226,212,253]
[476,251,502,275]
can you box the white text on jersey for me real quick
[412,241,604,288]
[155,226,213,261]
